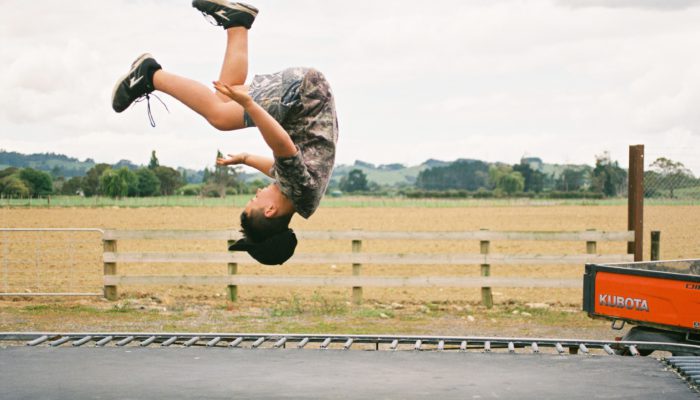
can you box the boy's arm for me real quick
[213,81,298,158]
[217,153,274,178]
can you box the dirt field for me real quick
[1,204,698,338]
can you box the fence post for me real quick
[650,231,661,261]
[227,239,238,302]
[628,144,644,261]
[586,228,597,255]
[352,229,363,305]
[480,229,493,309]
[103,236,117,301]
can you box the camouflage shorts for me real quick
[244,67,338,144]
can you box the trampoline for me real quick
[1,332,698,399]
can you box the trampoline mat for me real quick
[0,347,695,399]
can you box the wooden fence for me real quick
[101,229,636,307]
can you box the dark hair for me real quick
[240,209,293,243]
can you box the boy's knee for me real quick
[207,106,245,131]
[207,112,234,131]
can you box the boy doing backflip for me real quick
[111,1,339,265]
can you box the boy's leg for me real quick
[153,70,245,131]
[215,27,249,102]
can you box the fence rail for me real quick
[102,229,634,242]
[100,228,637,307]
[102,252,632,265]
[103,275,582,288]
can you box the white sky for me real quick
[2,0,700,174]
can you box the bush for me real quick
[544,191,604,199]
[403,189,481,199]
[201,183,224,198]
[178,184,201,196]
[472,189,494,198]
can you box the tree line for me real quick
[2,149,696,199]
[0,151,262,199]
[333,153,697,199]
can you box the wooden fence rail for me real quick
[102,229,636,307]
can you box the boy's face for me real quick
[244,183,282,217]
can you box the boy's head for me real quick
[229,183,297,265]
[241,183,295,241]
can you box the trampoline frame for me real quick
[3,332,700,355]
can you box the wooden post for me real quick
[627,144,644,261]
[103,237,117,300]
[352,234,363,305]
[650,231,661,261]
[227,240,238,302]
[586,229,597,255]
[480,229,493,309]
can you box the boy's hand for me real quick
[216,153,248,166]
[213,81,253,107]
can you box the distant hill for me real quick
[331,158,495,187]
[0,150,95,178]
[330,160,450,186]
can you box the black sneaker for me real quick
[192,0,258,29]
[111,53,162,113]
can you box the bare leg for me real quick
[153,70,245,131]
[215,27,249,102]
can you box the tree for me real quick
[99,168,127,198]
[120,168,139,197]
[416,160,490,190]
[0,167,18,180]
[648,157,695,198]
[50,165,63,178]
[61,177,84,195]
[19,168,53,197]
[0,176,30,197]
[83,163,111,196]
[513,163,544,193]
[590,152,626,197]
[148,150,160,170]
[499,172,525,195]
[488,165,524,195]
[556,168,586,192]
[339,169,369,192]
[202,167,212,183]
[202,150,243,197]
[136,168,161,197]
[154,166,183,195]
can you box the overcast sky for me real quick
[2,0,700,174]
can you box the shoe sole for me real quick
[194,0,258,17]
[111,53,153,112]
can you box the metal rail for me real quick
[2,332,700,355]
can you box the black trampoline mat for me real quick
[0,347,696,400]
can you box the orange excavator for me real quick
[583,259,700,355]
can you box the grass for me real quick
[0,294,608,338]
[270,292,349,317]
[3,195,700,208]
